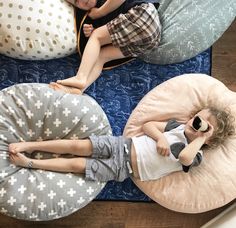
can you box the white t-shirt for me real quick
[132,122,202,181]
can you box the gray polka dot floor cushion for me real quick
[140,0,236,64]
[0,0,235,64]
[0,83,112,221]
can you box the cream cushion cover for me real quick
[0,0,77,60]
[124,74,236,213]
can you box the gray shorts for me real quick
[85,136,133,182]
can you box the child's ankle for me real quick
[76,72,86,79]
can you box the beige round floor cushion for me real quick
[0,0,77,60]
[124,74,236,213]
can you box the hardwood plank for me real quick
[228,84,236,92]
[213,35,236,55]
[212,19,236,91]
[212,56,236,84]
[0,201,233,228]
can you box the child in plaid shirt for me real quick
[50,0,161,94]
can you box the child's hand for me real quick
[83,24,94,37]
[88,7,103,19]
[156,137,170,156]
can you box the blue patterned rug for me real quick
[0,49,211,201]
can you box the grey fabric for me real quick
[140,0,236,64]
[164,119,181,132]
[164,120,203,172]
[182,152,203,173]
[86,136,132,182]
[0,83,112,221]
[170,142,185,159]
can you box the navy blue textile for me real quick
[97,0,160,13]
[0,49,211,201]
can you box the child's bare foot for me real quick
[56,76,86,90]
[49,82,83,95]
[9,142,34,154]
[9,152,32,168]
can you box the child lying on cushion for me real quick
[50,0,161,94]
[9,107,235,182]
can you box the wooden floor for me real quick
[1,20,236,228]
[212,19,236,91]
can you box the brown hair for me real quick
[204,107,235,149]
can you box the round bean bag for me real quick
[1,0,235,65]
[140,0,236,64]
[76,0,236,66]
[0,0,77,60]
[0,83,111,221]
[124,74,236,213]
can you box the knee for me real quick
[70,158,85,173]
[70,140,81,152]
[70,161,80,173]
[90,26,111,46]
[98,50,110,63]
[90,30,104,45]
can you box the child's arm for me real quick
[89,0,125,19]
[178,136,206,166]
[142,121,170,156]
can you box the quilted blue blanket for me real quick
[0,50,211,201]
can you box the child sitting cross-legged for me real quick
[9,107,235,182]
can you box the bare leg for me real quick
[9,139,93,157]
[81,45,125,93]
[51,45,125,94]
[9,152,86,173]
[57,25,112,91]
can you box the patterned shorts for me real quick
[107,3,161,57]
[85,136,133,182]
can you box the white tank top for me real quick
[132,124,188,181]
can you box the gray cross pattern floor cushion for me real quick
[0,83,112,221]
